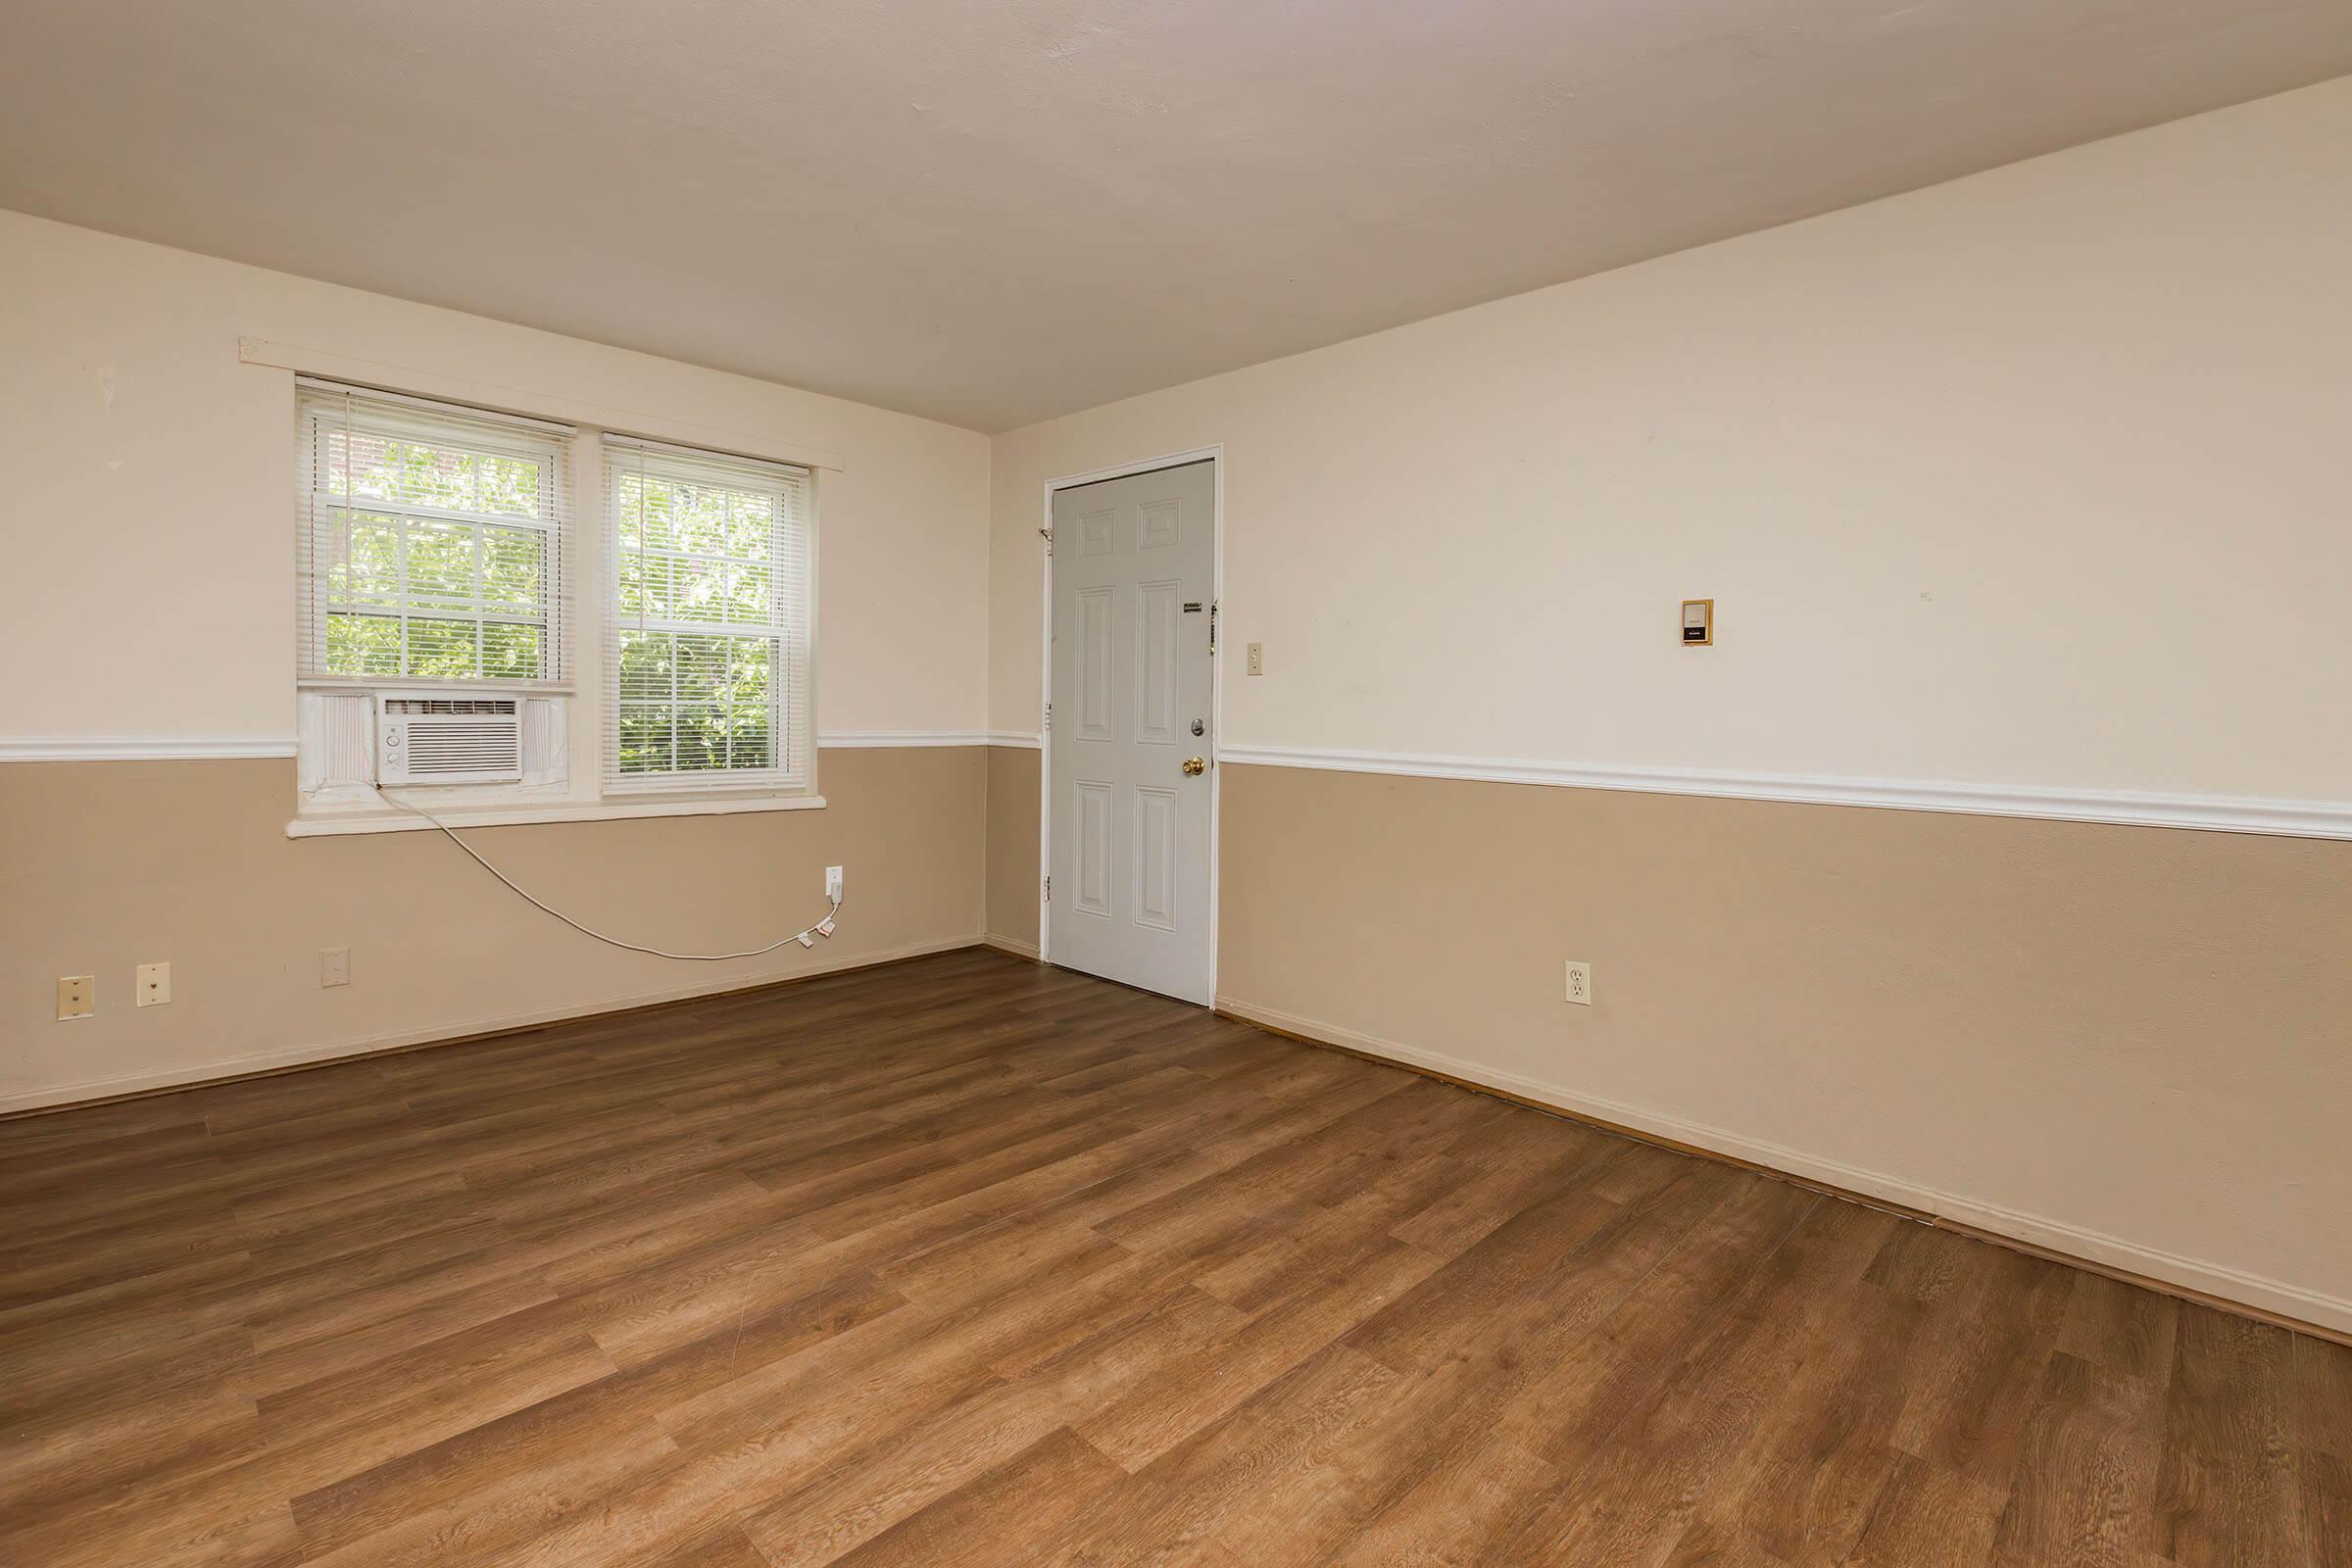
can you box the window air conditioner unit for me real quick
[377,693,524,785]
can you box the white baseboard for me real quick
[1214,994,2352,1338]
[1,935,987,1116]
[983,934,1041,960]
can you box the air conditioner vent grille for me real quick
[384,698,520,717]
[377,692,525,785]
[405,726,523,770]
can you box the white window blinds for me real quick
[604,437,814,793]
[296,380,572,687]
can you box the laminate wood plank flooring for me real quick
[2,949,2342,1565]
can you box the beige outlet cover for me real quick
[56,975,94,1019]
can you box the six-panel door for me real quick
[1048,460,1215,1004]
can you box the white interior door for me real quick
[1049,460,1215,1004]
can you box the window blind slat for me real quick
[604,440,813,793]
[297,382,571,690]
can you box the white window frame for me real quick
[289,383,826,833]
[295,378,574,692]
[602,436,818,799]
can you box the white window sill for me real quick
[286,791,826,838]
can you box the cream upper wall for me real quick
[988,78,2352,804]
[0,210,992,743]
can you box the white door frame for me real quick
[1038,445,1224,1004]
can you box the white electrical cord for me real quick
[371,787,841,961]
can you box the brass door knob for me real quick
[1182,756,1207,776]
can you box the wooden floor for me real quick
[3,951,2345,1567]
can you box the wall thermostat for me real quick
[1681,599,1714,646]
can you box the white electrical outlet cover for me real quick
[1564,961,1592,1005]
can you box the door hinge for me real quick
[1043,875,1051,902]
[1209,601,1219,654]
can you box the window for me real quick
[290,375,823,827]
[297,381,570,686]
[604,438,814,793]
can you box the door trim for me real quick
[1038,445,1224,1004]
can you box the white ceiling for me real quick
[4,2,2348,432]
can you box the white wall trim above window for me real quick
[243,338,846,472]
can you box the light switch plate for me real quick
[136,962,172,1006]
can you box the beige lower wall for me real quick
[1213,763,2352,1327]
[984,745,1043,954]
[0,748,986,1110]
[48,740,2335,1323]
